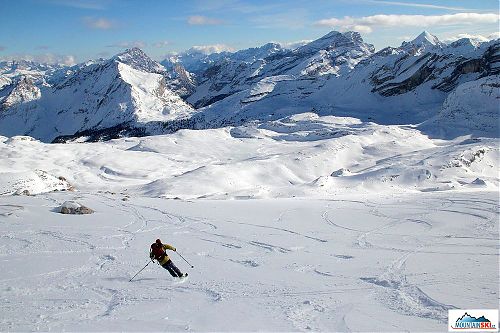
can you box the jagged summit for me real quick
[401,31,444,54]
[414,31,442,46]
[0,48,194,142]
[0,31,498,142]
[296,31,369,54]
[0,75,41,110]
[113,47,166,74]
[230,42,283,62]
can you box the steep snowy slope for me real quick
[0,75,11,90]
[114,47,166,74]
[0,31,498,142]
[0,49,194,142]
[400,31,445,55]
[184,32,499,137]
[187,31,375,108]
[0,76,41,111]
[420,75,500,138]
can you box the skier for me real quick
[150,239,187,278]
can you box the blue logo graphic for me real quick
[454,313,496,330]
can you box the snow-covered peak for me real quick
[443,37,485,55]
[401,31,444,54]
[0,76,41,110]
[230,42,284,63]
[0,59,60,74]
[0,60,64,87]
[162,50,229,75]
[113,47,165,74]
[450,37,482,48]
[414,31,441,46]
[0,75,11,90]
[296,31,368,55]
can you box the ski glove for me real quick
[149,252,154,259]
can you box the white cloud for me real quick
[444,32,500,43]
[189,44,234,54]
[153,41,170,48]
[187,15,223,25]
[1,53,77,65]
[61,55,77,65]
[278,39,313,50]
[366,0,473,11]
[82,17,116,30]
[315,13,500,34]
[350,25,373,34]
[106,41,146,48]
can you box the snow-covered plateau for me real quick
[0,30,498,331]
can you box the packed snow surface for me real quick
[0,113,498,331]
[0,191,497,331]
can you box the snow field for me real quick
[0,114,497,199]
[0,191,497,331]
[0,112,497,331]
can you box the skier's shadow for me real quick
[131,277,157,282]
[104,277,157,282]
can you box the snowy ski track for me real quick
[0,191,498,331]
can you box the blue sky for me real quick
[0,0,498,64]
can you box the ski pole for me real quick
[129,260,152,282]
[176,251,194,268]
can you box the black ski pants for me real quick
[162,259,182,277]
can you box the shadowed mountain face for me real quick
[0,31,498,142]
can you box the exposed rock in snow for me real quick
[0,59,64,84]
[165,63,197,97]
[113,47,166,74]
[471,177,487,186]
[59,201,94,214]
[331,168,351,177]
[0,76,41,110]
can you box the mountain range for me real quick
[0,30,498,142]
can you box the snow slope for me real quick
[0,109,498,331]
[0,31,498,331]
[186,31,375,108]
[0,114,497,199]
[0,191,497,331]
[421,75,500,138]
